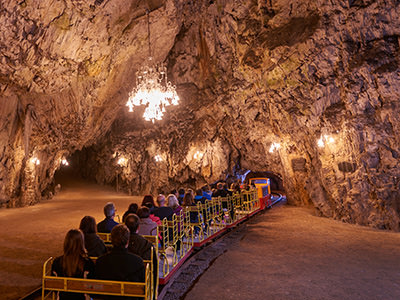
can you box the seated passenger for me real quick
[153,194,174,220]
[167,194,183,217]
[187,188,195,198]
[230,179,241,193]
[170,189,179,200]
[183,192,200,234]
[177,188,185,205]
[125,214,158,298]
[51,229,94,300]
[94,224,145,299]
[212,182,232,197]
[202,185,212,200]
[124,214,153,260]
[141,195,156,213]
[97,202,119,233]
[141,195,161,225]
[79,216,107,257]
[194,188,206,204]
[137,207,158,236]
[213,182,234,220]
[122,203,138,223]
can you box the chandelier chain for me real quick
[146,9,151,58]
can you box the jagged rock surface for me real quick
[1,0,399,230]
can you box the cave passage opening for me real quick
[245,171,284,192]
[53,148,100,189]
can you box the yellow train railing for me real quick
[42,257,151,300]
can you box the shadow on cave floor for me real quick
[184,204,400,300]
[0,177,141,300]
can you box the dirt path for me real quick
[184,204,400,300]
[0,179,141,300]
[2,181,400,300]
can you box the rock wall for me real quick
[0,0,181,206]
[1,0,399,230]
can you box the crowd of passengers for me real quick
[52,181,251,300]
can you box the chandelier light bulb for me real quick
[61,158,69,166]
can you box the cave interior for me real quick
[0,0,399,231]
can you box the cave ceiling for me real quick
[0,0,399,230]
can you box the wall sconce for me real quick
[117,157,128,166]
[61,158,69,166]
[317,135,335,148]
[30,157,40,166]
[154,155,163,162]
[194,151,203,160]
[269,142,281,153]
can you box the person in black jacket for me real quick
[212,182,232,197]
[153,194,174,221]
[125,213,157,297]
[94,224,145,300]
[122,203,138,223]
[79,216,107,257]
[124,214,153,260]
[212,182,234,221]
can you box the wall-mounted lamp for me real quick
[61,158,69,166]
[30,157,40,166]
[154,155,163,162]
[317,135,335,148]
[269,142,281,153]
[194,151,203,160]
[117,157,128,166]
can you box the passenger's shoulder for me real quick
[127,252,144,263]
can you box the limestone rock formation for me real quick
[1,0,399,230]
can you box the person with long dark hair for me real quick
[141,195,156,212]
[122,203,139,223]
[79,216,107,257]
[51,229,94,300]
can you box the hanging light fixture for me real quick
[126,9,179,123]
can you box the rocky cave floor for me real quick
[1,179,400,300]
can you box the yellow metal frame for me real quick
[184,204,205,243]
[158,218,171,276]
[142,234,159,300]
[42,257,151,300]
[98,232,111,243]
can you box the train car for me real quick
[249,177,271,209]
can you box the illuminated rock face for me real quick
[1,1,399,230]
[0,0,180,206]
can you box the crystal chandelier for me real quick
[126,9,179,122]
